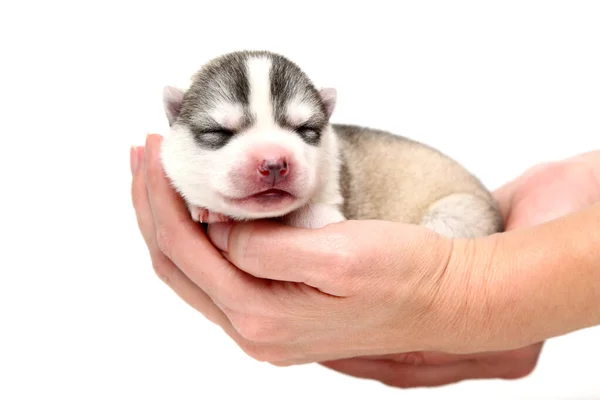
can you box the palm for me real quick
[321,159,600,388]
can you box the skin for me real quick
[321,151,600,387]
[130,134,600,388]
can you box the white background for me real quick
[1,1,599,399]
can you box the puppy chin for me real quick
[218,193,310,220]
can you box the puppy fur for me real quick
[160,50,503,237]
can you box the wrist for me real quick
[425,234,508,354]
[427,232,547,354]
[438,204,600,354]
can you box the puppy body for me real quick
[160,51,502,237]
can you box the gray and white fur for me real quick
[160,50,503,238]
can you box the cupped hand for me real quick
[131,134,483,365]
[321,153,600,387]
[131,134,600,383]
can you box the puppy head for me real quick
[160,51,338,220]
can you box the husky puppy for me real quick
[160,50,502,237]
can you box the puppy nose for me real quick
[257,158,289,184]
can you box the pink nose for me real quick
[257,157,289,184]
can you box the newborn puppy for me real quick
[160,50,502,237]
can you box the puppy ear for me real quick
[163,86,185,125]
[319,88,337,119]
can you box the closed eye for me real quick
[195,126,235,136]
[287,123,321,145]
[295,125,316,135]
[211,128,235,135]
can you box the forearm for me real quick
[455,202,600,352]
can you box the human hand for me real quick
[131,134,487,365]
[321,154,600,387]
[131,134,600,374]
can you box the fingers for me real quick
[320,358,475,387]
[134,140,381,366]
[131,140,289,358]
[130,143,232,327]
[142,135,268,307]
[321,358,502,388]
[493,155,600,228]
[131,146,156,247]
[321,343,542,388]
[356,351,475,365]
[356,344,542,366]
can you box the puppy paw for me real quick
[188,205,231,224]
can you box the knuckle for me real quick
[321,230,357,278]
[399,352,426,366]
[528,160,590,190]
[155,226,175,256]
[234,223,274,276]
[151,255,172,285]
[231,314,284,343]
[329,245,354,270]
[231,223,259,259]
[131,188,143,211]
[541,162,576,182]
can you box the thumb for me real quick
[207,219,451,296]
[207,219,362,290]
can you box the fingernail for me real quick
[208,222,232,251]
[130,146,139,174]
